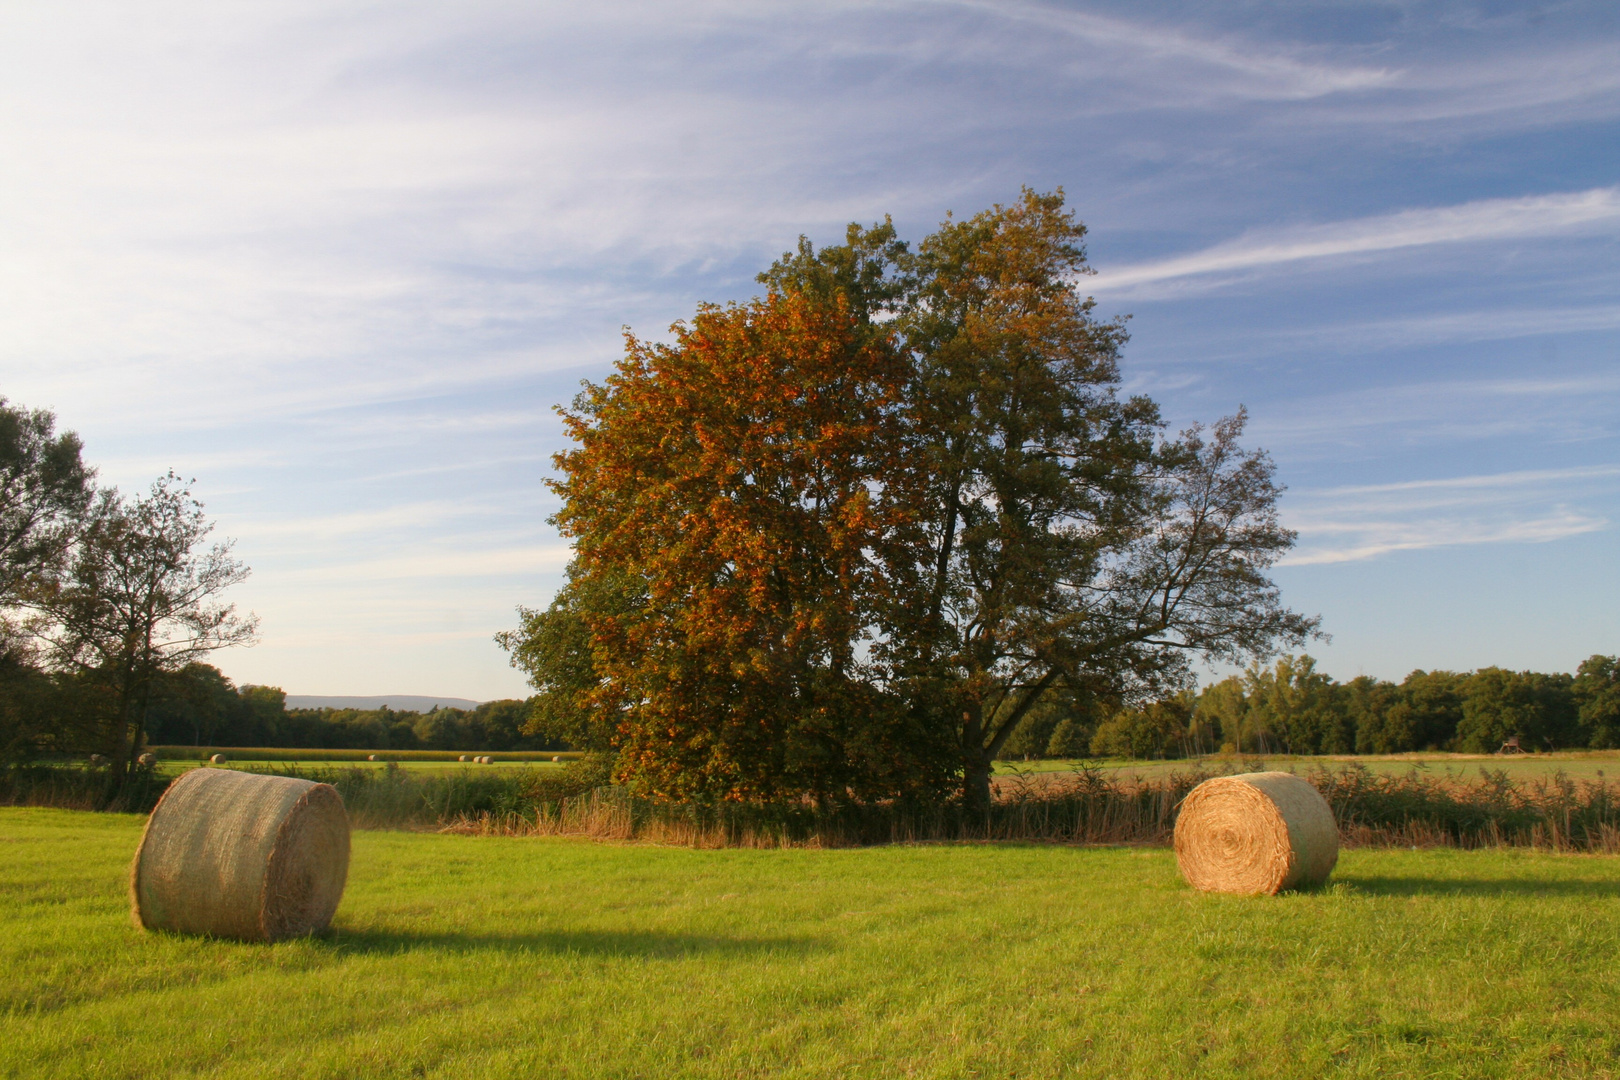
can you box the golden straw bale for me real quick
[137,752,157,767]
[209,753,228,764]
[367,754,378,761]
[130,768,350,941]
[1173,771,1338,895]
[458,755,469,762]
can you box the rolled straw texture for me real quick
[130,768,350,941]
[1174,771,1338,895]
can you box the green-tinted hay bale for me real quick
[130,768,350,941]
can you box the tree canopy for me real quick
[504,189,1320,809]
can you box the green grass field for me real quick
[5,808,1619,1078]
[138,748,1620,783]
[154,760,567,778]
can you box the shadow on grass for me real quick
[321,925,817,959]
[1339,875,1620,898]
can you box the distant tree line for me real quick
[997,653,1620,760]
[140,662,562,752]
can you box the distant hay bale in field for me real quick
[209,753,228,764]
[479,755,493,765]
[89,754,107,766]
[552,756,562,762]
[130,767,350,942]
[458,755,468,762]
[367,754,378,761]
[1174,772,1338,895]
[137,752,157,767]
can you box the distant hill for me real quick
[284,695,485,712]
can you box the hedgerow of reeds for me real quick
[8,757,1620,852]
[449,761,1620,852]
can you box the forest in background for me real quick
[1005,653,1620,760]
[134,663,560,753]
[90,652,1620,762]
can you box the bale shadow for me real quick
[319,925,816,959]
[1339,875,1620,898]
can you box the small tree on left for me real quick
[0,398,95,765]
[38,472,257,806]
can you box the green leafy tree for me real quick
[39,473,256,804]
[1197,675,1251,753]
[1453,667,1578,752]
[1243,655,1350,754]
[497,564,636,754]
[1340,675,1399,753]
[0,398,94,765]
[0,398,95,610]
[1089,696,1193,759]
[1574,655,1620,748]
[1381,670,1466,751]
[874,191,1315,814]
[145,663,242,746]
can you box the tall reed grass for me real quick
[448,762,1620,852]
[0,763,171,813]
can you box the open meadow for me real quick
[5,807,1620,1079]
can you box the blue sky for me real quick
[3,0,1616,699]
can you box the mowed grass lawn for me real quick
[4,810,1620,1079]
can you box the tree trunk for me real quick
[961,702,992,829]
[964,749,993,830]
[99,691,132,810]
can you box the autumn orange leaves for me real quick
[550,293,947,803]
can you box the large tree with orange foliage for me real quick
[508,190,1316,811]
[541,290,956,802]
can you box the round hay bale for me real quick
[209,753,228,764]
[458,755,468,762]
[1174,771,1338,895]
[137,752,157,767]
[130,767,350,942]
[367,754,378,762]
[89,753,107,766]
[552,756,562,763]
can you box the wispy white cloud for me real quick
[1284,512,1606,565]
[1283,465,1620,565]
[1319,465,1620,499]
[1093,187,1620,292]
[939,0,1397,100]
